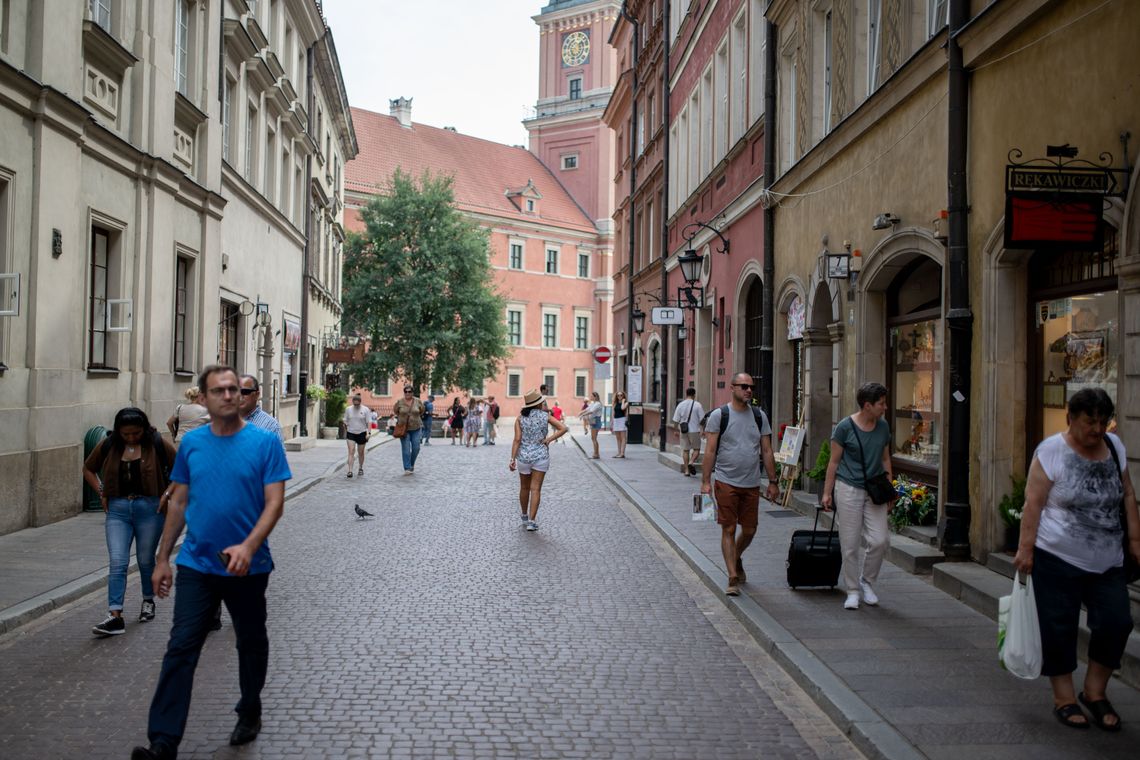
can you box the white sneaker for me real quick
[526,520,538,532]
[843,593,860,610]
[860,579,879,606]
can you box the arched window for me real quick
[649,340,661,404]
[744,278,763,381]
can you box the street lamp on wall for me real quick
[631,306,646,334]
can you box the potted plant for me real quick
[322,389,347,439]
[804,440,832,496]
[306,383,328,404]
[998,474,1027,552]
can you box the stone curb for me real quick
[572,436,925,760]
[0,436,393,636]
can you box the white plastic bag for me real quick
[997,571,1042,679]
[692,493,717,522]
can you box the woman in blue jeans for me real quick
[83,407,176,637]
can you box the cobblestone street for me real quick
[0,437,861,759]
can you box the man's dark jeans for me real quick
[146,566,270,749]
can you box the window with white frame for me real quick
[526,198,535,212]
[507,308,523,346]
[575,371,588,398]
[173,253,194,373]
[265,127,277,205]
[374,377,390,396]
[677,108,689,205]
[218,300,240,370]
[577,252,589,278]
[543,372,556,396]
[647,90,655,138]
[649,340,661,403]
[89,0,111,32]
[174,1,190,96]
[509,241,523,270]
[542,312,558,348]
[637,107,645,154]
[280,148,290,213]
[868,0,882,94]
[561,153,579,170]
[668,124,678,214]
[469,381,485,397]
[690,89,702,182]
[222,75,235,162]
[715,40,729,161]
[575,315,589,349]
[545,247,559,274]
[928,0,949,38]
[245,104,257,184]
[507,371,522,397]
[699,67,712,179]
[748,0,766,124]
[731,10,747,144]
[88,225,118,369]
[569,77,582,100]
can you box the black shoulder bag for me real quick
[679,400,696,434]
[851,420,896,505]
[1104,438,1140,583]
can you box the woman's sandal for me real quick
[1053,703,1089,729]
[1078,692,1122,732]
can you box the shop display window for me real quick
[891,318,943,467]
[1036,292,1117,438]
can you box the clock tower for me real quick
[525,0,620,226]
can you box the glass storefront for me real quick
[1030,226,1119,443]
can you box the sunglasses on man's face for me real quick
[240,388,257,396]
[733,383,754,390]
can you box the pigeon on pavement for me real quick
[354,504,374,519]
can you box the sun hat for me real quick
[522,389,546,409]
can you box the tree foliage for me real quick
[341,169,509,392]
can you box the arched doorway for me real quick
[804,281,835,474]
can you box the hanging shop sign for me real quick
[1004,145,1130,251]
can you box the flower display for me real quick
[889,475,937,533]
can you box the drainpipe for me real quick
[759,19,777,416]
[621,3,639,397]
[943,0,972,557]
[298,42,316,437]
[658,1,672,452]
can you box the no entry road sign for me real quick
[593,346,612,363]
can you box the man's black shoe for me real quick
[131,744,176,760]
[229,716,262,746]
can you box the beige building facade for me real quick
[766,0,1138,563]
[0,0,354,534]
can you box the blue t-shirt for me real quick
[170,423,292,575]
[423,400,434,420]
[832,416,891,489]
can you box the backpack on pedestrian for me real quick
[491,402,500,420]
[716,404,767,436]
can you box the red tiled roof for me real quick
[345,107,596,233]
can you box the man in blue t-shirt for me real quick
[132,365,291,760]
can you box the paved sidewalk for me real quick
[0,435,392,634]
[571,431,1140,760]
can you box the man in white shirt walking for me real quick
[343,394,371,478]
[672,388,705,476]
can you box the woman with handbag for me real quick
[611,391,629,458]
[82,407,176,637]
[448,397,466,445]
[1013,388,1139,731]
[821,382,895,611]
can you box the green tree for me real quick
[341,169,509,392]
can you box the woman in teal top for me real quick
[821,382,894,611]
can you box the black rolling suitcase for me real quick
[786,507,842,589]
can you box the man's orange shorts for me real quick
[713,481,760,530]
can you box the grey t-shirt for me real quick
[706,405,772,488]
[832,416,891,488]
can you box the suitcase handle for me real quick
[810,506,837,550]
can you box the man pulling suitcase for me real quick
[700,373,780,596]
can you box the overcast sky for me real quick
[322,1,544,147]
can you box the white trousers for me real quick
[834,480,890,593]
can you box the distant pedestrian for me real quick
[509,389,568,531]
[237,375,284,441]
[578,392,603,459]
[550,400,566,444]
[701,373,779,597]
[464,397,482,447]
[483,395,500,445]
[448,397,466,444]
[611,391,629,458]
[1014,388,1139,730]
[539,384,552,411]
[821,382,895,611]
[421,395,435,446]
[343,393,371,478]
[387,413,397,437]
[131,364,291,759]
[580,399,590,435]
[165,387,209,444]
[393,385,425,474]
[83,407,176,637]
[673,388,704,475]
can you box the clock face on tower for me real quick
[561,30,590,66]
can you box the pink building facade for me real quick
[344,103,609,416]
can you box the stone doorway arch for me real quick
[804,277,840,476]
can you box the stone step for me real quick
[986,550,1016,579]
[901,524,938,545]
[934,560,1140,688]
[656,450,702,475]
[284,436,316,451]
